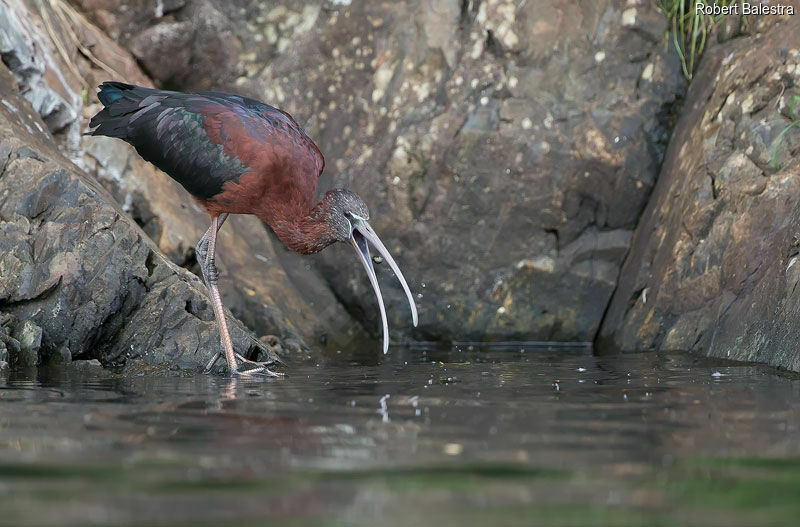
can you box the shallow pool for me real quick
[1,346,799,526]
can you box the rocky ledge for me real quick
[598,10,800,372]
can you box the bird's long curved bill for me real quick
[350,220,418,354]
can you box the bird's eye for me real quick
[344,211,354,219]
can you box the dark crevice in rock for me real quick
[709,170,718,199]
[0,51,19,72]
[545,228,560,254]
[484,29,500,57]
[144,250,158,278]
[787,235,800,260]
[184,297,212,321]
[16,146,49,163]
[459,0,478,26]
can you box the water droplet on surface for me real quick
[378,394,390,423]
[443,443,463,455]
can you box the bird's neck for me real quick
[269,197,337,255]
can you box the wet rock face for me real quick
[247,0,684,342]
[598,13,800,371]
[0,65,278,370]
[73,0,241,90]
[0,1,79,133]
[74,0,685,343]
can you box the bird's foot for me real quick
[203,334,284,376]
[232,349,284,377]
[232,363,284,378]
[203,352,284,377]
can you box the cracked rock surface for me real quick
[598,13,800,371]
[74,0,685,342]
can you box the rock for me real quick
[243,0,686,342]
[0,313,13,364]
[68,358,105,374]
[75,0,243,90]
[0,62,280,371]
[44,344,73,366]
[11,320,42,367]
[73,0,686,343]
[598,12,800,371]
[128,22,194,85]
[0,312,21,364]
[0,0,80,133]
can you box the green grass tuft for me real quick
[657,0,740,80]
[772,95,800,170]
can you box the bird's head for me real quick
[324,189,418,352]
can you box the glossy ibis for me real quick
[88,82,418,376]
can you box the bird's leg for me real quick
[195,213,228,269]
[198,215,237,374]
[196,215,281,377]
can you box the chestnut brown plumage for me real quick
[88,82,417,376]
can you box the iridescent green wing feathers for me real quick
[89,82,253,200]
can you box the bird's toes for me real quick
[232,366,284,378]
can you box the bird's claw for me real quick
[231,353,284,377]
[203,336,284,376]
[232,365,284,378]
[232,350,284,377]
[203,354,284,377]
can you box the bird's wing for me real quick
[88,84,324,203]
[198,93,325,195]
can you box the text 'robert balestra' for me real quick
[696,2,795,16]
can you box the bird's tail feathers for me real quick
[87,82,153,138]
[96,81,136,107]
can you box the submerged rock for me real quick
[598,13,800,371]
[12,319,42,367]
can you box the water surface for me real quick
[1,347,799,526]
